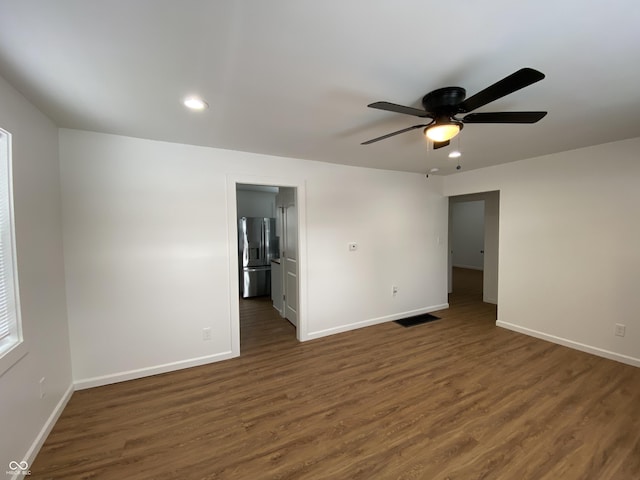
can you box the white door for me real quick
[283,202,298,327]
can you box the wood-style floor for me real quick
[31,268,640,479]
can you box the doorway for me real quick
[448,191,500,306]
[227,176,306,358]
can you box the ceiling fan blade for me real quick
[459,68,545,113]
[463,111,547,123]
[361,124,428,145]
[368,101,432,118]
[433,140,450,149]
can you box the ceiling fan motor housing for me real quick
[422,87,466,114]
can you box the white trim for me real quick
[483,296,497,305]
[307,303,450,340]
[225,177,241,358]
[225,174,309,347]
[17,383,74,478]
[0,340,28,378]
[496,320,640,368]
[73,351,235,390]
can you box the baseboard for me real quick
[483,296,497,305]
[17,383,74,477]
[305,303,449,340]
[496,321,640,368]
[74,351,236,390]
[272,304,284,317]
[452,264,483,271]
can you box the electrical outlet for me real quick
[615,323,626,337]
[202,327,212,341]
[39,377,46,399]
[392,285,398,296]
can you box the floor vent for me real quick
[394,313,441,328]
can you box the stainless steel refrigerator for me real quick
[238,217,278,298]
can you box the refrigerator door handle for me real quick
[261,219,266,263]
[240,218,249,267]
[245,266,271,272]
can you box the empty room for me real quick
[0,1,639,479]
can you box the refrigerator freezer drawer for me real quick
[242,266,271,298]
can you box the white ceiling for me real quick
[1,1,639,175]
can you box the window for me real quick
[0,128,23,371]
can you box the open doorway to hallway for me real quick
[449,267,483,305]
[236,184,299,352]
[448,191,500,313]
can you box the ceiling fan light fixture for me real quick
[425,121,462,142]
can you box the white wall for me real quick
[0,76,72,468]
[451,200,484,270]
[60,129,449,387]
[236,189,277,218]
[443,137,640,367]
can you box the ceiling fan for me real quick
[362,67,547,149]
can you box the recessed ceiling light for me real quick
[429,168,439,173]
[183,96,209,111]
[448,150,462,159]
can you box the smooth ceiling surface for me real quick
[0,1,639,174]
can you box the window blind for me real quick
[0,129,17,346]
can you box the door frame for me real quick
[226,174,308,358]
[448,191,500,305]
